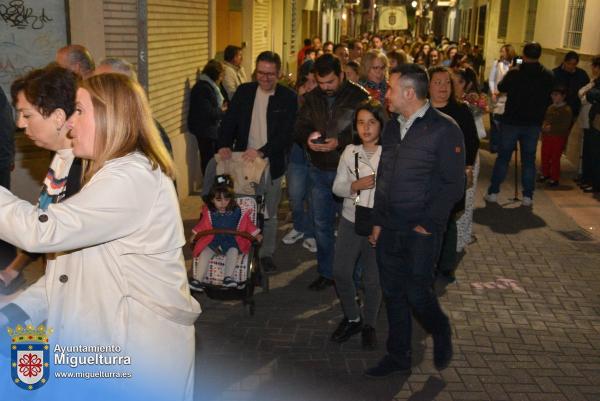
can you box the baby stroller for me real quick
[191,156,270,315]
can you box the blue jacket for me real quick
[373,106,465,233]
[218,82,297,179]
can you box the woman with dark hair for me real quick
[188,59,228,173]
[386,50,407,69]
[488,44,515,153]
[451,67,487,255]
[426,48,442,68]
[428,66,480,281]
[330,99,387,350]
[0,65,82,294]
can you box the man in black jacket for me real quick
[218,51,297,272]
[296,54,369,290]
[485,42,553,207]
[366,64,465,378]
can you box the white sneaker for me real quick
[302,238,317,253]
[483,192,498,203]
[522,196,533,207]
[282,228,304,245]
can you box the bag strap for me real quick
[354,152,360,197]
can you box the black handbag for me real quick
[353,152,375,236]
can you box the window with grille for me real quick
[564,0,585,49]
[524,0,538,42]
[497,0,510,39]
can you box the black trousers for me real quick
[376,228,450,363]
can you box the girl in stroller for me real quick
[190,175,262,290]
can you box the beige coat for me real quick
[0,152,201,400]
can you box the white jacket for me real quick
[333,144,381,224]
[0,152,201,400]
[222,61,248,100]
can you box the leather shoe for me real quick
[260,257,277,273]
[364,355,411,378]
[331,318,362,343]
[361,325,377,350]
[433,326,453,370]
[308,275,334,291]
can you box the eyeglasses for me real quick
[256,70,277,78]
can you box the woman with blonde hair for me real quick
[360,50,389,104]
[0,73,200,400]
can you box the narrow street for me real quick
[185,149,600,401]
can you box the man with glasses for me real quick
[296,54,369,291]
[218,51,297,272]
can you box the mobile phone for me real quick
[311,136,326,144]
[514,57,523,66]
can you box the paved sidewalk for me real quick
[188,150,600,401]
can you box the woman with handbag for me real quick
[330,99,386,350]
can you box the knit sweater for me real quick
[543,103,572,137]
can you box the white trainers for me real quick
[282,228,304,245]
[302,238,317,253]
[483,192,498,203]
[522,196,533,207]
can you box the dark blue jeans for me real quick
[488,123,540,198]
[308,166,341,279]
[376,227,450,364]
[286,144,314,238]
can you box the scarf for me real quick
[198,73,224,108]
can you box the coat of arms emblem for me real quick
[389,12,397,26]
[8,324,53,390]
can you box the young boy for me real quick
[539,86,573,187]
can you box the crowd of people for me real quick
[0,29,599,396]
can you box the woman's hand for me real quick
[351,174,375,193]
[255,233,263,242]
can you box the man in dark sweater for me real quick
[365,64,465,377]
[485,42,554,207]
[296,54,369,290]
[552,51,590,120]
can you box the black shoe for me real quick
[583,186,598,193]
[261,257,278,273]
[330,318,363,343]
[361,325,377,350]
[433,326,453,371]
[188,278,205,293]
[546,180,559,187]
[537,175,548,183]
[364,355,411,378]
[308,276,334,291]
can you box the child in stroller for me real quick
[189,175,262,290]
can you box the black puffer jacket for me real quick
[373,107,465,233]
[295,80,369,171]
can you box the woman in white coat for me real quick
[330,100,385,350]
[0,73,201,400]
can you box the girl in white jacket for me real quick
[330,99,386,350]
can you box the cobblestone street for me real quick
[186,150,600,401]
